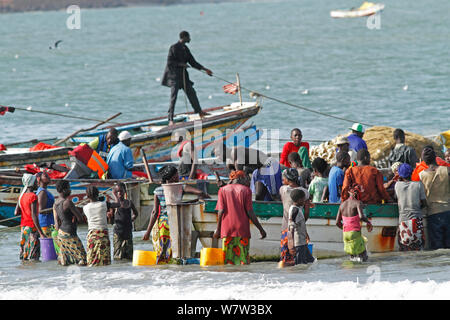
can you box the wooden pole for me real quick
[54,112,122,146]
[140,148,154,183]
[236,73,243,106]
[2,105,122,124]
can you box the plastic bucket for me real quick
[162,183,184,205]
[132,250,157,266]
[200,248,225,266]
[39,238,57,262]
[308,243,313,255]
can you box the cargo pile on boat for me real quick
[309,126,444,168]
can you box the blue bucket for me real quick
[307,243,313,255]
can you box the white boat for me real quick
[330,2,385,18]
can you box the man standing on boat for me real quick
[162,31,213,126]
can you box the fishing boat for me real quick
[330,2,385,18]
[0,101,262,168]
[195,199,399,260]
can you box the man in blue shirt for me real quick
[107,131,134,179]
[347,123,368,153]
[328,151,351,203]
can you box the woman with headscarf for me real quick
[36,172,55,238]
[213,170,266,265]
[395,163,427,251]
[419,148,450,250]
[278,168,310,267]
[142,165,209,264]
[384,161,401,200]
[15,173,45,261]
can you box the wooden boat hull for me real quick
[0,103,261,168]
[193,200,399,260]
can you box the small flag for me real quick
[222,83,238,95]
[0,106,15,116]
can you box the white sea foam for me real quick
[1,279,449,300]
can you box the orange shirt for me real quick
[342,166,391,204]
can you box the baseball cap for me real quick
[349,123,364,133]
[118,131,132,141]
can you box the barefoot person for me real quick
[213,170,266,265]
[162,31,213,126]
[36,171,55,238]
[53,180,87,266]
[15,173,45,261]
[287,189,315,265]
[111,182,139,260]
[336,185,373,262]
[142,165,209,263]
[395,163,427,251]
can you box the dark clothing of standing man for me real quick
[161,31,213,125]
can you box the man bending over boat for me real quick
[162,31,213,126]
[88,128,119,161]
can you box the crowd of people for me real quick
[14,122,450,267]
[251,124,450,262]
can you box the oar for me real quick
[53,112,122,146]
[1,104,122,124]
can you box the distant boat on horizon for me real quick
[330,2,385,18]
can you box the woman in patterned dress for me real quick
[53,180,87,266]
[142,165,209,263]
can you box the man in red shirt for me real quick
[213,170,266,265]
[280,128,310,168]
[342,149,391,204]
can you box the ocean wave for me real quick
[1,280,449,300]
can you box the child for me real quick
[280,128,310,168]
[308,157,329,202]
[336,184,373,262]
[395,163,427,251]
[278,168,310,267]
[111,182,139,260]
[288,189,315,265]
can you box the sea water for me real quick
[0,0,449,144]
[1,0,450,299]
[1,226,450,299]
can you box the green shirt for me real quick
[308,176,329,203]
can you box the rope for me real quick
[1,104,121,124]
[198,71,375,127]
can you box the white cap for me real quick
[349,123,364,133]
[118,131,132,141]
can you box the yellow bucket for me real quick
[132,250,157,266]
[200,248,225,266]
